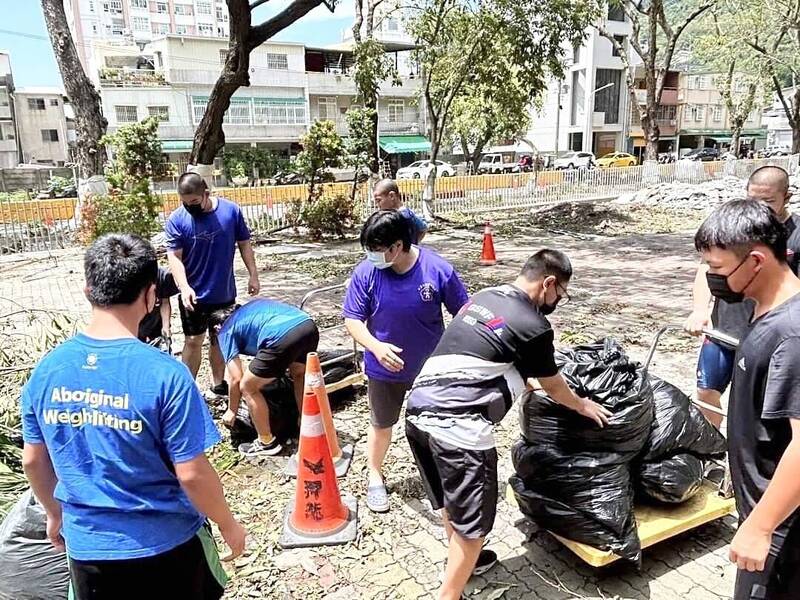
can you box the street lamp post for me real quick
[585,81,615,154]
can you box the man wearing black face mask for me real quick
[404,249,610,600]
[695,199,800,599]
[165,173,260,397]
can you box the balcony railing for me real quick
[99,68,168,88]
[312,117,422,136]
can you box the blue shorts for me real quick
[696,338,735,393]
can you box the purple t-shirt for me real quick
[343,247,468,383]
[164,198,250,305]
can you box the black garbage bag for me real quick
[511,441,641,564]
[520,339,654,455]
[229,349,360,448]
[642,377,726,461]
[0,490,69,600]
[637,454,705,504]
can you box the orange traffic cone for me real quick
[480,221,497,266]
[279,389,357,548]
[286,353,353,478]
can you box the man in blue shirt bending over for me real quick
[166,172,261,397]
[210,299,319,457]
[21,233,246,600]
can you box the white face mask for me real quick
[366,249,394,269]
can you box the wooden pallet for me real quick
[506,481,736,567]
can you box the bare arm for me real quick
[226,358,243,415]
[537,374,611,427]
[174,454,246,559]
[22,443,64,551]
[167,249,196,310]
[685,263,713,335]
[237,240,260,295]
[160,296,172,337]
[345,317,404,373]
[730,419,800,571]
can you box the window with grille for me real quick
[152,22,170,34]
[133,16,149,31]
[50,99,59,107]
[317,97,337,120]
[198,23,214,36]
[216,6,228,21]
[176,24,188,34]
[224,98,252,125]
[219,49,228,65]
[41,129,59,142]
[28,98,46,110]
[174,4,191,15]
[387,100,404,123]
[196,1,212,15]
[115,105,138,123]
[713,106,722,121]
[253,98,306,125]
[106,0,122,13]
[192,96,208,124]
[267,53,288,70]
[130,0,148,8]
[148,106,170,121]
[156,2,168,13]
[386,18,399,32]
[607,4,625,21]
[691,105,705,122]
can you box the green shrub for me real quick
[300,193,355,239]
[79,181,160,243]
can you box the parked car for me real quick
[396,160,456,179]
[270,171,303,186]
[477,153,518,174]
[553,151,596,170]
[756,146,791,158]
[596,152,638,168]
[683,147,720,162]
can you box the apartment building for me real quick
[14,88,72,166]
[527,3,634,157]
[676,71,767,154]
[66,0,231,70]
[0,52,19,168]
[626,67,680,159]
[97,35,425,166]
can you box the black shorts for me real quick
[178,298,234,338]
[249,320,320,379]
[368,378,412,428]
[69,526,226,600]
[734,527,800,599]
[405,420,498,540]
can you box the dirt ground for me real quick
[0,202,737,600]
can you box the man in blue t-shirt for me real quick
[166,172,261,397]
[21,233,246,599]
[209,299,319,458]
[373,178,428,244]
[344,210,468,513]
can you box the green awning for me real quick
[161,140,193,152]
[378,135,431,154]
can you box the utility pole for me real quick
[555,79,562,157]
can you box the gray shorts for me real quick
[368,378,412,428]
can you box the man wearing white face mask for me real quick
[344,210,468,513]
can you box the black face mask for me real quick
[705,255,757,304]
[183,202,205,217]
[540,301,558,316]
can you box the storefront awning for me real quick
[160,140,194,152]
[379,135,431,154]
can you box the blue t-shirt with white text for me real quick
[218,299,312,363]
[164,197,250,305]
[343,247,468,383]
[399,207,428,245]
[21,334,220,561]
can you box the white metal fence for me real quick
[2,156,798,255]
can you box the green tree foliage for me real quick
[80,117,162,243]
[409,0,596,213]
[222,146,277,181]
[345,107,375,201]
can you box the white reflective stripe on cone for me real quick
[300,414,325,438]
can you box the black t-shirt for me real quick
[729,292,800,549]
[138,267,180,342]
[786,213,800,275]
[407,284,558,423]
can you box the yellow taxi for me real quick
[596,152,638,168]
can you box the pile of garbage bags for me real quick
[510,339,726,565]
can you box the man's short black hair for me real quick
[177,172,208,196]
[519,249,573,283]
[84,234,158,306]
[208,304,241,331]
[360,210,412,251]
[694,199,788,261]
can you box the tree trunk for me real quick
[422,115,440,218]
[641,113,660,163]
[792,124,800,155]
[730,124,742,157]
[365,2,380,174]
[41,0,107,179]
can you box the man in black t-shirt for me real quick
[405,249,610,600]
[695,199,800,599]
[137,266,179,351]
[685,166,800,429]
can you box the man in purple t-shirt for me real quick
[166,173,260,396]
[344,210,468,513]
